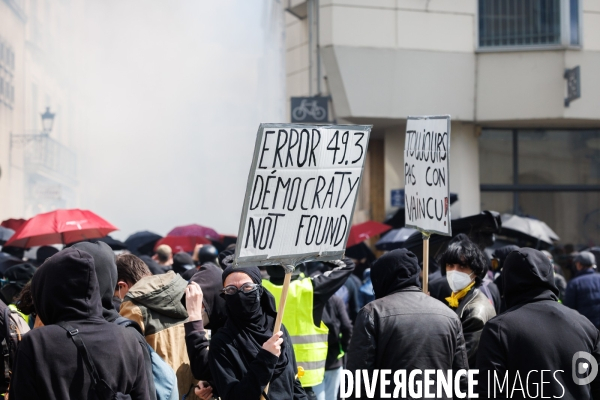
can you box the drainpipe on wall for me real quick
[308,0,320,96]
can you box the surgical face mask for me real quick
[446,270,474,292]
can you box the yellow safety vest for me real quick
[263,278,328,387]
[8,304,28,325]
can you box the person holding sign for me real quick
[440,239,496,368]
[229,123,370,399]
[207,265,307,400]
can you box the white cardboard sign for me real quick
[404,115,452,236]
[235,123,372,267]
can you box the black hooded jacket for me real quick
[72,241,120,322]
[73,241,157,400]
[476,248,600,400]
[185,262,227,381]
[346,249,469,399]
[9,247,150,400]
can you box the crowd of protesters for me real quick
[0,231,599,400]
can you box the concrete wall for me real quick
[384,125,404,215]
[286,11,310,122]
[321,46,475,121]
[0,0,26,221]
[476,49,600,123]
[318,0,477,121]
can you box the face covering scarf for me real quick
[446,271,475,308]
[224,289,263,326]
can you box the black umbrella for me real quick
[94,235,128,251]
[125,231,163,256]
[499,214,559,248]
[399,211,502,262]
[0,227,14,245]
[0,252,25,276]
[69,235,128,251]
[375,227,418,251]
[385,193,459,229]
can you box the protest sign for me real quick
[404,115,452,236]
[403,115,451,293]
[235,123,372,268]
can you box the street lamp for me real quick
[41,107,55,135]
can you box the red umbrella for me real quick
[167,224,220,241]
[154,236,211,253]
[1,218,27,231]
[4,209,118,248]
[346,221,392,248]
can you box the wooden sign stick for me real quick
[261,265,294,400]
[422,232,431,294]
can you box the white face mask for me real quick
[446,270,474,292]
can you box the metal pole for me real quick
[315,0,321,96]
[307,0,319,96]
[512,129,519,214]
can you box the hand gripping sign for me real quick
[234,123,371,399]
[404,115,452,293]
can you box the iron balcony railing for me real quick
[22,134,77,181]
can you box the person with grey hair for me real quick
[564,251,600,328]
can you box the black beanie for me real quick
[0,262,36,305]
[222,265,263,286]
[36,246,59,263]
[172,252,195,274]
[4,263,36,287]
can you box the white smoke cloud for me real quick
[77,0,285,240]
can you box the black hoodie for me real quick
[184,262,227,381]
[9,247,150,400]
[73,241,157,400]
[476,248,600,399]
[72,241,120,322]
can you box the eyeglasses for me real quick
[221,282,260,296]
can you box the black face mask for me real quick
[224,287,263,323]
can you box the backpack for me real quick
[1,306,30,394]
[115,317,178,400]
[56,321,132,400]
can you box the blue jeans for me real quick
[313,367,342,400]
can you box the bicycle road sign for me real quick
[291,96,329,123]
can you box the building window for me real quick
[478,0,581,49]
[480,129,600,248]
